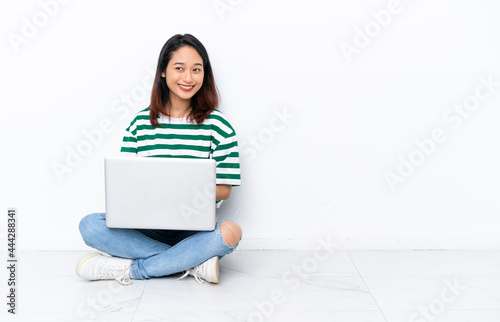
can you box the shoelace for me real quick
[100,265,133,286]
[115,273,132,286]
[177,266,205,284]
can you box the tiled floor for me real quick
[1,250,500,321]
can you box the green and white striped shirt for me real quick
[120,108,241,192]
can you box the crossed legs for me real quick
[78,213,243,280]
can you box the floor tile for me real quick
[383,309,500,322]
[220,249,360,277]
[348,250,500,276]
[136,275,380,312]
[364,276,500,310]
[18,280,146,312]
[132,310,388,322]
[0,310,136,322]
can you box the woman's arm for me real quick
[216,184,232,201]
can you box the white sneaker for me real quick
[178,256,219,284]
[76,253,133,285]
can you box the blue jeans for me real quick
[78,213,238,280]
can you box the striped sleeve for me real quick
[213,130,241,186]
[120,118,138,155]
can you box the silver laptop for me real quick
[104,156,216,231]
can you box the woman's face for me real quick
[161,46,204,104]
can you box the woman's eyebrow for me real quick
[173,62,203,66]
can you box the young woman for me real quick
[76,34,242,285]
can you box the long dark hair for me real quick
[149,34,219,126]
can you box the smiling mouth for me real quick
[179,84,195,91]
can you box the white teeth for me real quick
[179,85,194,89]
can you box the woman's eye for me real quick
[175,67,183,71]
[194,68,202,72]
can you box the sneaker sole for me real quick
[210,256,219,284]
[76,253,102,277]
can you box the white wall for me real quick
[1,0,499,250]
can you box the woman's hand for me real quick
[216,184,232,201]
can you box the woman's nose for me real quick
[182,71,193,83]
